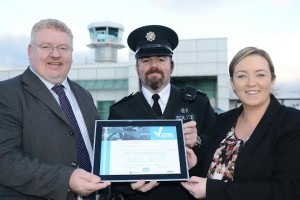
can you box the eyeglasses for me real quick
[32,43,73,54]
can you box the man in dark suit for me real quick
[108,25,216,200]
[0,19,110,199]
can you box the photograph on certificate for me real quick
[92,119,189,182]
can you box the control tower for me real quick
[87,22,125,63]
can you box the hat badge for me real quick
[145,31,155,42]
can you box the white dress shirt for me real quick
[142,83,171,114]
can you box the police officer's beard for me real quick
[145,69,164,90]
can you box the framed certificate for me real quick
[92,119,189,182]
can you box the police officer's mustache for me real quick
[146,68,163,76]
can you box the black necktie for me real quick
[152,94,162,117]
[52,85,95,200]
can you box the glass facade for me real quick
[97,101,115,120]
[75,79,128,90]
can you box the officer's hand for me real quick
[131,180,159,192]
[183,121,197,148]
[69,169,111,196]
[186,147,197,169]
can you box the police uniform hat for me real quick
[127,25,179,58]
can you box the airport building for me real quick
[2,22,298,118]
[0,22,230,119]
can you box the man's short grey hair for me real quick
[30,19,73,44]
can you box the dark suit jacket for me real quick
[0,68,100,200]
[108,85,216,200]
[199,94,300,200]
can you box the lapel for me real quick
[137,92,159,119]
[21,68,69,124]
[163,85,182,118]
[127,91,158,119]
[69,80,98,142]
[205,108,241,167]
[234,95,281,177]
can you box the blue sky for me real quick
[0,0,300,92]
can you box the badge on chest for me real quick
[175,86,197,123]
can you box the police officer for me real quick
[108,25,217,200]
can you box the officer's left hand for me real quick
[185,147,197,169]
[183,121,197,148]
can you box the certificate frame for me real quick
[93,119,189,182]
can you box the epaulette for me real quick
[196,89,207,96]
[110,92,136,108]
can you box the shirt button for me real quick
[70,131,74,135]
[71,162,77,167]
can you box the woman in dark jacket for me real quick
[181,47,300,200]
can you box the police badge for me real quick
[175,86,197,123]
[175,106,196,123]
[145,31,155,42]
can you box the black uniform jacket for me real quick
[198,94,300,200]
[108,85,216,200]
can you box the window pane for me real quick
[97,101,114,120]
